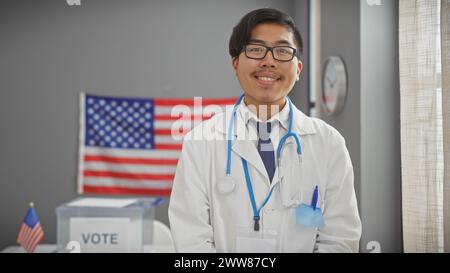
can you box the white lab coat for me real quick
[168,103,361,253]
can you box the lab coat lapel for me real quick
[232,140,270,183]
[292,106,316,136]
[231,109,271,183]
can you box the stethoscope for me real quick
[217,94,303,231]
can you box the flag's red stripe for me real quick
[24,226,43,252]
[21,226,32,244]
[17,225,28,244]
[83,185,172,196]
[154,114,213,121]
[154,143,182,150]
[20,227,31,251]
[84,170,174,181]
[154,98,237,106]
[154,129,188,136]
[24,229,36,250]
[84,155,178,166]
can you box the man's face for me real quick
[232,23,303,107]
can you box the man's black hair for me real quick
[229,8,303,59]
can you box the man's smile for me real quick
[252,71,282,87]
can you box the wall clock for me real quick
[322,56,348,116]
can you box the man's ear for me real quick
[296,60,303,81]
[232,57,239,73]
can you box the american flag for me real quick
[78,93,236,196]
[16,204,44,253]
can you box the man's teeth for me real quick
[257,76,278,81]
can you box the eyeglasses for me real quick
[243,44,297,62]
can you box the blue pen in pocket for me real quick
[311,185,318,210]
[296,185,325,228]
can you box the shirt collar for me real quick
[238,98,290,131]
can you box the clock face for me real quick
[322,56,347,115]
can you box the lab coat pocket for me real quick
[296,187,325,229]
[235,226,278,253]
[296,204,325,229]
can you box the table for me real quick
[1,244,175,253]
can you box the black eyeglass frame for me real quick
[242,44,298,62]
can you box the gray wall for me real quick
[320,0,402,252]
[360,0,402,253]
[321,0,362,202]
[0,0,296,249]
[292,0,310,113]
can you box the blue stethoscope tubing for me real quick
[224,94,302,231]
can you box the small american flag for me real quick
[16,203,44,253]
[78,93,236,196]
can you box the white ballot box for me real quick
[56,197,157,253]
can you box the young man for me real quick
[169,8,361,252]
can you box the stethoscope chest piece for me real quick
[217,176,236,195]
